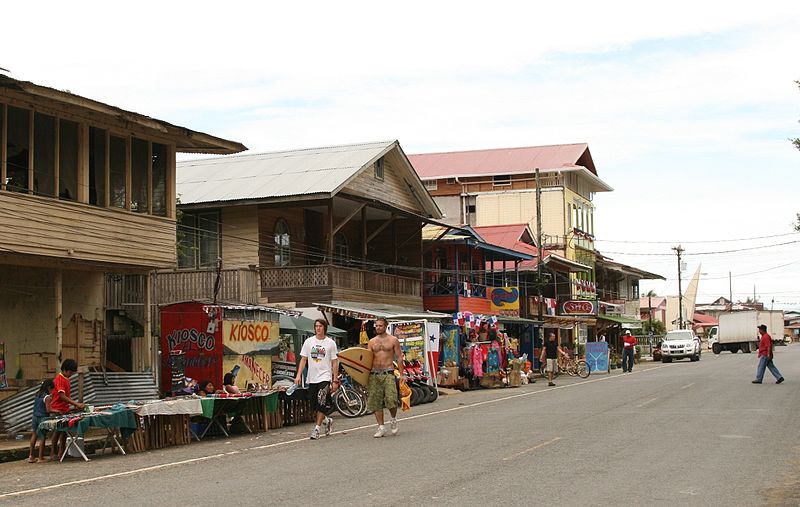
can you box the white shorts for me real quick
[546,358,559,373]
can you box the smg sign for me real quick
[558,299,598,316]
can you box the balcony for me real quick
[423,279,490,314]
[259,264,423,309]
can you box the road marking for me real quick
[502,437,562,461]
[681,383,695,389]
[719,434,752,439]
[0,363,672,499]
[636,397,658,407]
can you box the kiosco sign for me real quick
[558,299,598,316]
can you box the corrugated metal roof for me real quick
[472,224,590,272]
[177,140,396,205]
[0,75,246,155]
[408,143,613,192]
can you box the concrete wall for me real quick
[0,265,103,379]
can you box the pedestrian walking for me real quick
[294,319,339,440]
[622,330,636,372]
[540,332,568,387]
[28,379,54,462]
[752,324,784,384]
[367,317,403,437]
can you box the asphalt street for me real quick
[2,346,799,506]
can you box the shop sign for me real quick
[585,341,609,373]
[490,287,520,315]
[222,321,280,355]
[559,299,598,316]
[272,360,297,379]
[390,321,428,369]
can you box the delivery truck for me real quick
[709,310,784,354]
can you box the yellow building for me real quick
[409,143,612,301]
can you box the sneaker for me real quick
[373,426,387,438]
[390,418,398,435]
[309,427,320,440]
[323,417,333,436]
[751,380,762,384]
[777,377,785,384]
[548,382,556,387]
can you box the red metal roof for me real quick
[472,224,583,272]
[409,143,594,179]
[692,313,719,325]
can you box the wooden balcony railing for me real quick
[259,264,421,298]
[155,268,260,305]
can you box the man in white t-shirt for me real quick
[295,319,340,440]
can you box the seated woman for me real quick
[196,380,216,397]
[222,372,241,394]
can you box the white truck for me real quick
[709,310,784,354]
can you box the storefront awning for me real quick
[497,316,543,326]
[597,314,643,328]
[314,302,451,321]
[542,314,596,328]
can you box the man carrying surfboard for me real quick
[367,317,403,437]
[294,319,340,440]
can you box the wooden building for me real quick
[171,141,447,331]
[0,75,244,395]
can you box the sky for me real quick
[3,1,799,309]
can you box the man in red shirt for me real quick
[50,359,85,458]
[752,325,784,384]
[622,330,637,373]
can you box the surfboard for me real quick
[338,347,373,387]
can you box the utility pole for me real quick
[729,271,732,310]
[673,245,684,329]
[536,169,543,321]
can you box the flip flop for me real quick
[28,457,38,463]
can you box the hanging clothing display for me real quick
[471,345,484,377]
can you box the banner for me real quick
[585,341,609,373]
[390,320,428,375]
[0,342,7,389]
[490,287,520,316]
[222,320,280,355]
[440,325,460,366]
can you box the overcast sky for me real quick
[4,1,799,309]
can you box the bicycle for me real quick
[333,371,369,418]
[539,356,590,379]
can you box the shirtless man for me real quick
[367,317,403,437]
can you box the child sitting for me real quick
[28,379,55,463]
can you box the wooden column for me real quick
[55,269,63,363]
[0,104,6,191]
[144,271,153,373]
[361,206,368,268]
[327,199,335,263]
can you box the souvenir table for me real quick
[126,398,205,452]
[37,407,138,462]
[196,392,280,439]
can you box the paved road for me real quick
[2,346,799,506]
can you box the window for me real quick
[492,174,511,186]
[88,127,107,206]
[274,219,290,267]
[109,136,127,208]
[58,120,79,201]
[151,143,167,216]
[131,138,148,213]
[423,179,438,191]
[446,178,456,184]
[177,211,221,269]
[334,232,349,262]
[466,204,476,214]
[33,113,56,197]
[374,158,384,180]
[6,106,30,193]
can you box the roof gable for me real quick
[177,140,441,218]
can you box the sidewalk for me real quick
[0,430,112,464]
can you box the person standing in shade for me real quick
[540,332,568,387]
[295,319,340,440]
[367,318,403,437]
[622,330,636,373]
[753,324,784,384]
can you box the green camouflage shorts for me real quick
[367,372,399,411]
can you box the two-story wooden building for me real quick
[0,75,244,395]
[173,140,450,343]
